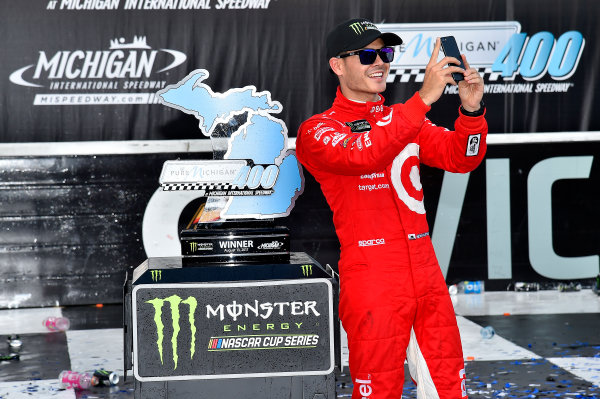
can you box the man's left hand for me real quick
[458,55,484,112]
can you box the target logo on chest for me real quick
[390,143,425,214]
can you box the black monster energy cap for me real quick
[326,18,403,59]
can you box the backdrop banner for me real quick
[2,0,599,141]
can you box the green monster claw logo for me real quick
[301,264,313,277]
[349,22,364,35]
[189,242,197,252]
[151,270,162,282]
[95,369,111,377]
[146,295,197,369]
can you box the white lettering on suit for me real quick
[376,110,393,126]
[355,378,373,398]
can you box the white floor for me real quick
[0,381,75,399]
[451,289,600,316]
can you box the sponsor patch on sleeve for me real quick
[466,133,481,157]
[407,232,429,240]
[330,133,347,147]
[345,119,371,133]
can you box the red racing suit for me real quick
[296,88,487,399]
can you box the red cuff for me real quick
[456,106,487,130]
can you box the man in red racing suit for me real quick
[296,19,487,399]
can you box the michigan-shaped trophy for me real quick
[155,69,304,265]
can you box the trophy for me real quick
[156,69,304,266]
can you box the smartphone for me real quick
[440,36,466,82]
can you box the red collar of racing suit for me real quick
[331,86,388,120]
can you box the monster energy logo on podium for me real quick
[133,282,334,380]
[146,295,198,370]
[151,270,162,282]
[301,264,313,277]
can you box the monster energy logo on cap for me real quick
[349,21,377,35]
[146,295,198,370]
[349,22,364,34]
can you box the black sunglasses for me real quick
[336,47,395,65]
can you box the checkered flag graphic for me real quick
[161,183,233,191]
[388,68,426,83]
[388,67,503,83]
[478,67,503,81]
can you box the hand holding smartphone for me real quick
[440,36,466,82]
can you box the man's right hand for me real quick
[418,37,465,106]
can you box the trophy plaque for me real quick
[179,220,290,264]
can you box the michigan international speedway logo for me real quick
[9,36,187,105]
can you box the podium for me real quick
[123,253,340,399]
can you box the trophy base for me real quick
[180,220,290,266]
